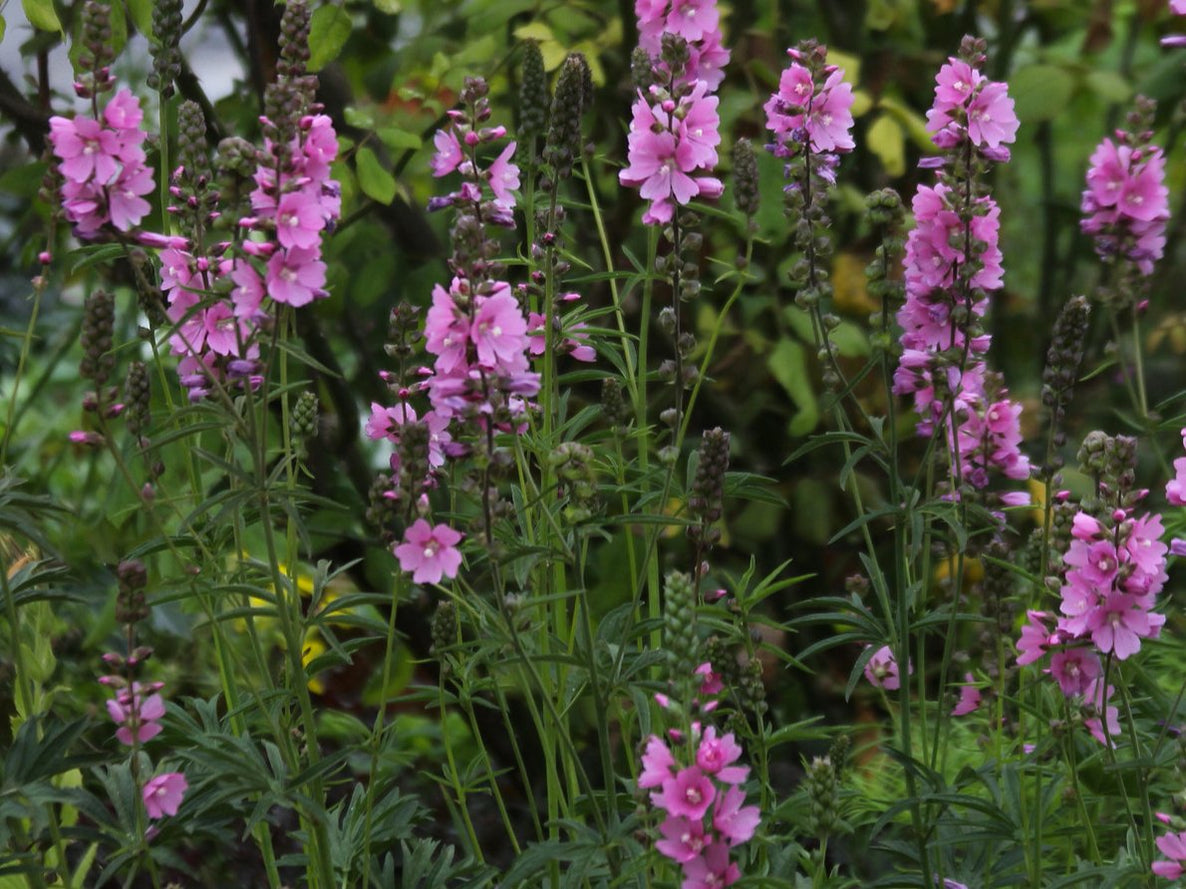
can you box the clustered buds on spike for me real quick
[147,0,184,97]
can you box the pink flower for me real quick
[695,727,748,784]
[431,128,464,177]
[1016,610,1055,666]
[142,772,187,819]
[1049,647,1100,697]
[681,842,740,889]
[106,682,166,746]
[656,815,709,863]
[393,519,463,584]
[487,142,520,209]
[639,734,676,788]
[864,644,909,691]
[470,288,530,373]
[266,246,326,307]
[275,191,326,250]
[653,766,716,820]
[951,673,981,716]
[965,82,1019,149]
[712,785,760,845]
[1154,830,1186,880]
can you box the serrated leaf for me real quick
[867,113,905,177]
[1010,64,1075,123]
[125,0,152,34]
[22,0,61,32]
[308,6,352,73]
[355,147,396,205]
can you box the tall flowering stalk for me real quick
[893,39,1028,511]
[763,40,855,393]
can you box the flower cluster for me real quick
[924,57,1019,157]
[634,0,730,88]
[620,3,725,224]
[100,557,188,825]
[372,77,541,578]
[48,89,154,237]
[893,41,1028,509]
[639,674,759,886]
[156,5,339,401]
[1081,126,1170,276]
[1017,497,1167,743]
[763,47,855,166]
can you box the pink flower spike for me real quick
[142,772,187,819]
[393,519,463,584]
[639,734,676,788]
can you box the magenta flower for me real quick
[49,116,122,184]
[950,673,981,716]
[1154,830,1186,880]
[106,682,166,746]
[394,519,463,584]
[639,734,676,788]
[1016,610,1056,666]
[864,644,909,690]
[655,815,709,863]
[1049,647,1101,697]
[681,842,740,889]
[694,727,748,784]
[1168,432,1186,505]
[275,191,326,250]
[431,128,465,177]
[142,772,188,819]
[486,142,520,209]
[266,246,326,307]
[711,785,760,845]
[470,288,530,373]
[653,766,716,820]
[965,82,1019,148]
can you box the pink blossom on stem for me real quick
[142,772,188,819]
[1154,830,1186,880]
[393,519,463,584]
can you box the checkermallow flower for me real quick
[142,772,188,819]
[394,519,463,584]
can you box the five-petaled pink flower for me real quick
[394,519,463,584]
[142,772,188,819]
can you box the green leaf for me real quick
[866,113,905,177]
[0,16,6,42]
[373,0,402,12]
[1010,64,1075,123]
[355,147,396,205]
[766,338,819,437]
[307,6,352,73]
[125,0,152,34]
[343,105,374,129]
[1085,69,1130,104]
[377,126,422,151]
[21,0,61,32]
